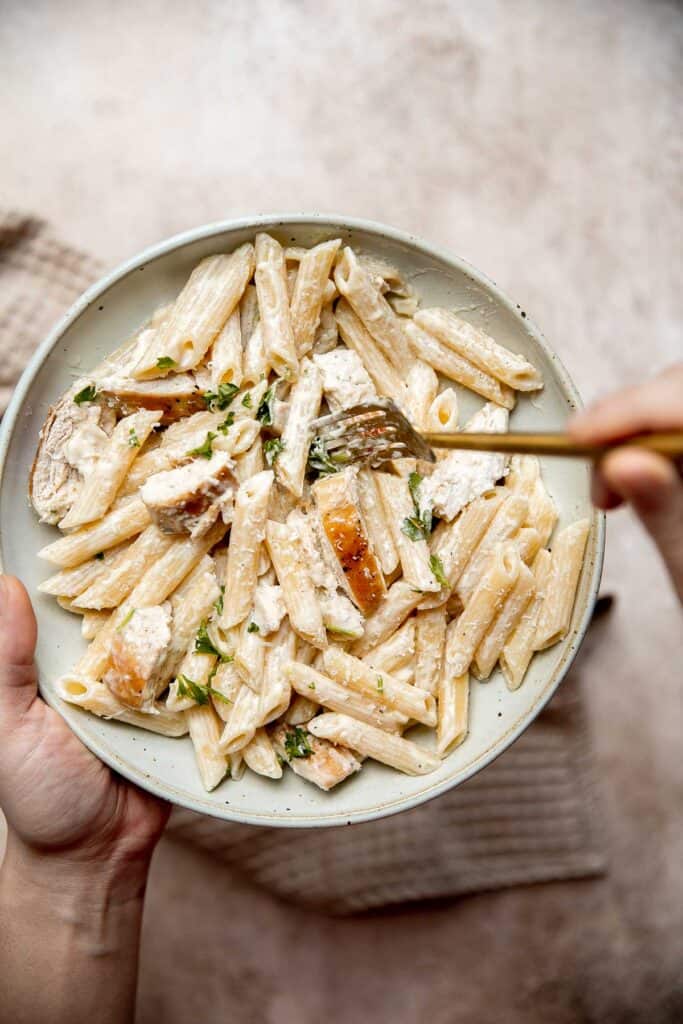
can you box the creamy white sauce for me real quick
[63,407,110,476]
[314,348,376,411]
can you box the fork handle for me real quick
[422,431,683,460]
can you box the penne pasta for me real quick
[334,247,414,375]
[133,245,254,377]
[308,713,440,776]
[356,467,400,577]
[57,675,188,736]
[414,606,447,696]
[254,233,298,378]
[445,542,522,677]
[243,728,282,779]
[39,496,152,568]
[286,662,407,732]
[534,519,590,650]
[209,306,243,387]
[275,358,322,497]
[188,703,229,791]
[375,472,440,593]
[73,525,174,610]
[501,549,552,689]
[290,238,341,356]
[266,519,327,649]
[405,320,515,409]
[472,561,536,679]
[335,299,409,408]
[437,650,469,756]
[220,470,274,629]
[321,646,437,727]
[456,493,529,603]
[415,308,543,391]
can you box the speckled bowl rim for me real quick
[0,213,605,827]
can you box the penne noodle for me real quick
[133,245,255,377]
[217,682,261,754]
[472,561,536,679]
[335,299,409,409]
[220,470,274,629]
[437,651,469,757]
[234,615,266,692]
[283,693,319,724]
[59,409,162,529]
[209,306,242,387]
[275,358,322,497]
[188,703,229,791]
[334,247,414,375]
[527,476,559,548]
[534,518,590,650]
[73,525,174,610]
[81,610,110,640]
[254,233,298,378]
[362,617,416,676]
[414,606,448,696]
[356,468,400,577]
[287,662,407,732]
[57,675,188,736]
[37,541,131,598]
[243,728,283,779]
[445,542,522,677]
[321,646,436,727]
[375,472,440,593]
[501,549,552,690]
[308,713,440,776]
[39,496,152,568]
[352,580,422,657]
[415,308,543,391]
[405,320,516,409]
[266,519,327,649]
[456,493,529,603]
[290,238,341,356]
[406,362,439,430]
[259,621,296,724]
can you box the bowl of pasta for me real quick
[0,215,604,826]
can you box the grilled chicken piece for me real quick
[270,723,361,791]
[140,452,237,537]
[98,372,208,424]
[103,604,172,709]
[312,469,386,616]
[29,389,115,525]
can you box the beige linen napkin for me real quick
[0,210,606,913]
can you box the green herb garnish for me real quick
[308,682,316,690]
[401,472,432,541]
[203,382,239,411]
[128,427,140,448]
[326,626,358,639]
[247,621,260,634]
[429,554,447,587]
[256,387,274,425]
[176,674,233,707]
[307,435,349,476]
[95,552,104,561]
[156,356,177,370]
[194,620,232,661]
[73,384,98,405]
[264,437,285,466]
[187,431,217,460]
[116,608,135,631]
[241,392,252,408]
[217,412,235,434]
[214,585,225,616]
[283,725,313,760]
[376,675,384,693]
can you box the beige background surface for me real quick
[1,1,681,1021]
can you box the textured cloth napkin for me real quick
[0,209,607,914]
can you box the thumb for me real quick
[0,575,39,717]
[600,449,683,603]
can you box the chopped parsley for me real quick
[187,431,217,459]
[264,437,285,466]
[429,554,448,587]
[326,626,358,639]
[202,382,239,411]
[217,412,235,434]
[176,674,232,706]
[95,551,104,561]
[128,427,140,448]
[247,621,260,634]
[283,725,313,760]
[307,435,349,476]
[308,681,316,690]
[156,356,177,370]
[194,620,232,661]
[214,585,225,616]
[376,675,384,693]
[256,387,274,425]
[241,392,252,408]
[73,384,98,405]
[401,471,432,541]
[116,608,135,631]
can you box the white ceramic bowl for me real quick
[0,215,604,827]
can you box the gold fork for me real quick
[310,400,683,470]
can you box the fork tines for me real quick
[311,400,435,469]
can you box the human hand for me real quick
[0,574,169,888]
[569,364,683,602]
